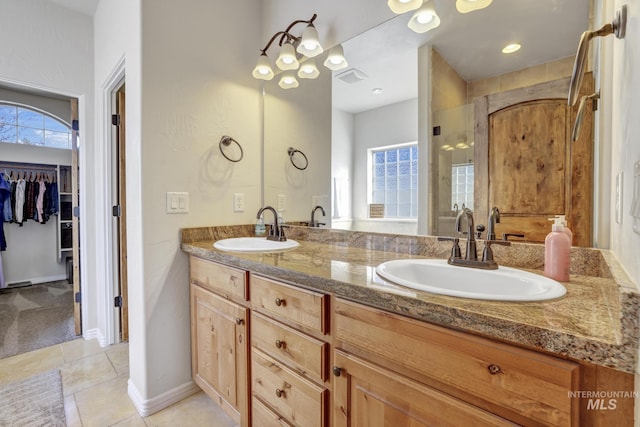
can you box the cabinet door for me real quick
[190,283,249,426]
[333,350,515,427]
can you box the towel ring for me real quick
[219,135,243,163]
[288,147,308,170]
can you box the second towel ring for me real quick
[288,147,308,170]
[219,135,243,162]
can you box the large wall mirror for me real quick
[263,0,594,245]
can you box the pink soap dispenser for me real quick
[544,220,571,281]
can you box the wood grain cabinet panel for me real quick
[252,349,328,427]
[335,299,580,426]
[333,350,515,427]
[252,312,328,383]
[252,397,293,427]
[251,274,328,334]
[190,283,249,427]
[190,256,248,300]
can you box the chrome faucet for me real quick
[310,205,326,227]
[257,206,287,241]
[487,207,500,240]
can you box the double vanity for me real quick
[181,224,638,426]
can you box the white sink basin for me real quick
[213,237,299,252]
[375,259,566,301]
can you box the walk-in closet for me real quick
[0,85,80,358]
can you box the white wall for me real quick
[351,98,418,234]
[0,0,94,335]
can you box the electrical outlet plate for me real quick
[277,194,286,211]
[233,193,245,212]
[615,172,623,224]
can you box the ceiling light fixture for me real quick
[253,13,341,87]
[502,43,521,54]
[388,0,422,14]
[456,0,493,14]
[372,88,383,95]
[408,0,441,34]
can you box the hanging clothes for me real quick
[15,178,25,226]
[36,178,46,224]
[0,173,10,251]
[2,173,12,223]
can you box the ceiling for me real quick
[47,0,99,16]
[334,0,591,113]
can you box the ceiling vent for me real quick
[336,68,368,84]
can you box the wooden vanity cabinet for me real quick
[333,298,581,427]
[189,258,250,427]
[250,274,330,427]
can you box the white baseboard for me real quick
[128,378,200,417]
[6,274,67,286]
[81,328,110,347]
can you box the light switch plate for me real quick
[166,192,189,214]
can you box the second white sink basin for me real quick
[213,237,299,252]
[375,259,566,301]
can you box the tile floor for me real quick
[0,338,237,427]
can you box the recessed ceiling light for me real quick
[372,88,383,95]
[502,43,521,54]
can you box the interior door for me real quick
[474,75,594,246]
[70,99,81,335]
[114,83,128,341]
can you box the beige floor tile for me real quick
[110,413,147,426]
[106,342,130,376]
[61,337,105,363]
[74,374,138,427]
[61,352,118,396]
[64,394,83,427]
[143,391,237,427]
[0,344,64,383]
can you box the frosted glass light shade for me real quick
[323,44,348,71]
[297,25,323,58]
[276,42,300,70]
[408,1,441,33]
[279,73,299,89]
[456,0,492,13]
[388,0,422,14]
[252,54,274,80]
[298,60,320,79]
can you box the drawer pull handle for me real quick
[275,297,286,307]
[332,366,342,377]
[230,275,237,283]
[275,388,286,398]
[235,318,244,326]
[488,364,502,375]
[275,339,285,349]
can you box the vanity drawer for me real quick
[251,275,328,334]
[252,398,293,427]
[335,299,580,427]
[252,312,328,383]
[190,256,248,300]
[252,349,327,427]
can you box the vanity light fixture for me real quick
[388,0,422,14]
[253,13,329,84]
[456,0,493,14]
[324,44,349,71]
[408,0,441,34]
[502,43,521,54]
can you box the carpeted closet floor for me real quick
[0,281,77,359]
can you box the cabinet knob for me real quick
[275,339,285,349]
[488,364,502,375]
[235,318,244,326]
[275,388,286,398]
[275,297,286,307]
[332,366,342,377]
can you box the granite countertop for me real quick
[181,225,639,374]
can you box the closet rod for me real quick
[0,161,58,171]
